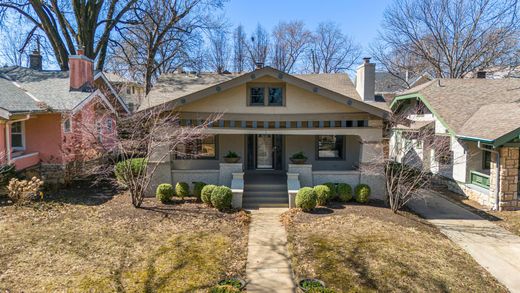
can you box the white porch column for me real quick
[147,142,172,196]
[359,138,386,201]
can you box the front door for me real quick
[256,134,273,169]
[246,134,284,170]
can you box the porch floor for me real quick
[243,171,288,209]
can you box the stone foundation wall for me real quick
[432,174,494,208]
[490,147,520,211]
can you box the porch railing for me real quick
[470,170,490,189]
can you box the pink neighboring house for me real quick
[0,49,129,183]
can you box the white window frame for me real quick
[63,118,72,133]
[11,121,25,151]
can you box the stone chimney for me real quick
[29,50,42,71]
[356,57,376,102]
[69,48,94,91]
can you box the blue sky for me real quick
[222,0,393,55]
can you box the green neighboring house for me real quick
[390,78,520,211]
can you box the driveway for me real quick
[408,190,520,293]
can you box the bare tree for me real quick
[110,0,223,94]
[207,27,230,73]
[245,23,270,69]
[270,20,311,73]
[374,0,520,78]
[232,24,247,73]
[64,101,220,208]
[363,103,460,212]
[305,22,361,73]
[0,0,138,70]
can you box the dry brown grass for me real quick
[283,201,507,293]
[0,187,249,292]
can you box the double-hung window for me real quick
[63,118,71,133]
[11,121,24,150]
[175,135,217,159]
[317,135,344,159]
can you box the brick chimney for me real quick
[29,49,42,71]
[69,48,94,91]
[356,57,376,102]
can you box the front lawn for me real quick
[282,201,507,293]
[0,186,249,292]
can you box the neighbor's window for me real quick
[106,118,113,133]
[11,121,24,150]
[63,118,71,133]
[126,87,131,95]
[96,121,103,143]
[317,135,344,159]
[483,149,492,170]
[250,87,264,105]
[176,135,217,159]
[268,87,283,105]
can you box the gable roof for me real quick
[0,66,129,115]
[140,66,389,117]
[392,78,520,144]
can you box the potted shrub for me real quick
[290,151,308,164]
[224,151,241,163]
[298,278,326,292]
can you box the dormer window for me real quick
[248,83,285,106]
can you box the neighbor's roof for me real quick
[395,78,520,142]
[104,72,142,86]
[0,66,91,112]
[140,68,389,114]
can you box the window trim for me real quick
[174,135,219,160]
[247,83,286,107]
[315,135,345,161]
[10,121,25,151]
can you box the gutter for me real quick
[457,135,495,144]
[477,141,500,210]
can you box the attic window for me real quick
[63,118,71,133]
[248,83,285,106]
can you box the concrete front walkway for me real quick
[246,208,296,292]
[408,190,520,293]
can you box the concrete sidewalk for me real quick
[408,190,520,293]
[246,208,296,292]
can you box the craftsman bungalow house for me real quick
[0,49,129,184]
[390,78,520,211]
[141,59,389,208]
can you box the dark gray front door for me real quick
[245,134,284,170]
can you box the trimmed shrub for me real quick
[114,158,147,186]
[156,184,174,203]
[192,182,206,201]
[211,186,233,211]
[337,183,353,202]
[175,182,190,199]
[323,182,337,199]
[296,187,317,212]
[201,184,217,205]
[313,185,332,206]
[354,184,371,203]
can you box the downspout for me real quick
[6,115,31,164]
[478,141,500,210]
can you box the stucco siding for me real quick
[178,82,359,114]
[25,114,63,164]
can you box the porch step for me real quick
[243,191,288,198]
[243,172,289,209]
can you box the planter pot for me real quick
[290,158,308,164]
[217,277,246,290]
[298,278,326,292]
[224,157,241,163]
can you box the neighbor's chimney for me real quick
[255,62,264,69]
[356,57,376,102]
[69,47,94,91]
[29,49,42,71]
[476,71,487,79]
